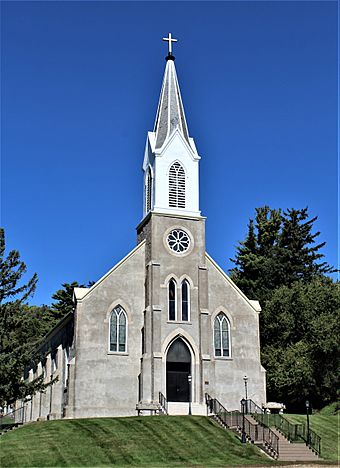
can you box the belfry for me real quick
[19,36,266,420]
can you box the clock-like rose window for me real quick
[167,229,190,253]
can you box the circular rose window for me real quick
[167,229,190,253]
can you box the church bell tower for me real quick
[142,34,201,219]
[137,35,208,409]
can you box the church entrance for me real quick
[166,338,191,402]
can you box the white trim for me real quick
[205,253,261,314]
[163,225,194,258]
[74,287,88,301]
[155,127,200,161]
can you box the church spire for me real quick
[153,34,190,149]
[142,35,200,219]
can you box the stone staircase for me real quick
[244,414,319,462]
[271,427,320,462]
[167,402,206,415]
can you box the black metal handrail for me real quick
[253,411,321,457]
[296,420,321,456]
[205,394,279,458]
[158,392,168,415]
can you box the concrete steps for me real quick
[271,428,320,462]
[245,414,258,425]
[167,402,206,415]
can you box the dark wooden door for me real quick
[166,339,191,402]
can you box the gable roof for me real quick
[205,252,261,313]
[73,240,146,303]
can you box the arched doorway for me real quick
[166,338,191,402]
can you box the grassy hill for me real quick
[0,416,272,467]
[286,411,339,462]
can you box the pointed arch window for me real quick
[146,167,152,213]
[168,279,177,321]
[214,313,231,357]
[169,162,185,208]
[110,306,127,352]
[181,280,190,321]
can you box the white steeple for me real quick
[142,35,201,219]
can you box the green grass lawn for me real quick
[0,415,272,467]
[0,415,15,425]
[285,413,338,462]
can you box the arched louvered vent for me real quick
[169,162,185,208]
[146,168,152,213]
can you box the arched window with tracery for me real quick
[145,167,152,213]
[169,162,185,208]
[214,313,230,357]
[181,280,190,321]
[110,305,127,352]
[168,279,177,321]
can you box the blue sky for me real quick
[1,1,338,306]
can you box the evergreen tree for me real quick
[229,207,337,409]
[0,229,51,406]
[51,281,94,319]
[230,206,335,302]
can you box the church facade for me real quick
[20,39,266,421]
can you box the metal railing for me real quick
[243,398,263,415]
[296,420,321,456]
[158,392,168,415]
[205,394,279,458]
[247,400,321,457]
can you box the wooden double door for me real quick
[166,339,191,402]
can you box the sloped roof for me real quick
[153,56,190,149]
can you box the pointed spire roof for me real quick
[153,54,190,150]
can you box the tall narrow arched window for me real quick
[168,279,177,321]
[110,306,127,352]
[146,167,152,213]
[169,162,185,208]
[214,313,230,357]
[181,280,190,321]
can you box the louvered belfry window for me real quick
[146,168,152,212]
[169,162,185,208]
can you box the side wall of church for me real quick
[203,255,266,410]
[69,243,146,418]
[16,315,74,423]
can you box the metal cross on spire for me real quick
[162,33,178,54]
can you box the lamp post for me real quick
[243,375,248,414]
[241,398,246,443]
[188,374,192,415]
[305,400,310,445]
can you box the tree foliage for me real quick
[51,281,94,319]
[230,207,335,303]
[230,207,338,409]
[262,278,339,408]
[0,229,53,406]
